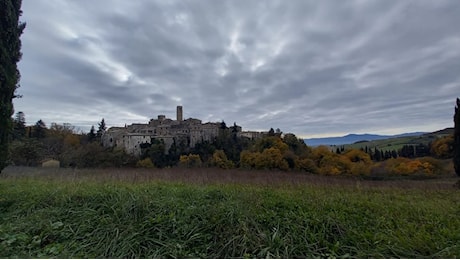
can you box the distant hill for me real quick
[303,132,427,147]
[422,127,453,136]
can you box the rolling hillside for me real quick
[342,128,453,152]
[304,128,453,152]
[304,132,427,147]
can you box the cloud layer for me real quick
[15,0,460,137]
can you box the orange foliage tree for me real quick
[373,157,435,176]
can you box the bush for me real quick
[9,139,44,166]
[296,158,318,174]
[343,149,371,164]
[211,150,235,169]
[350,162,371,176]
[371,158,435,176]
[343,149,372,176]
[418,157,450,175]
[179,154,202,168]
[136,158,155,168]
[311,146,352,175]
[240,148,289,171]
[240,151,258,169]
[255,148,289,171]
[430,135,454,159]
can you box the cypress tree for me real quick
[454,98,460,176]
[374,148,381,161]
[0,0,26,173]
[87,125,97,142]
[12,111,26,140]
[32,120,47,139]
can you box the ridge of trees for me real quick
[6,113,454,177]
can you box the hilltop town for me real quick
[102,106,266,155]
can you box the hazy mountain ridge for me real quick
[304,132,428,146]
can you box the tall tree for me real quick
[0,0,26,173]
[96,118,106,139]
[454,98,460,176]
[12,111,25,140]
[32,119,47,139]
[87,125,96,142]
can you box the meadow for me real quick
[1,166,459,258]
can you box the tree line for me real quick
[9,113,136,168]
[336,141,444,161]
[3,110,459,178]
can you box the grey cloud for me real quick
[13,0,460,137]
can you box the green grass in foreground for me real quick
[0,178,459,258]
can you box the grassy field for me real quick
[1,166,459,258]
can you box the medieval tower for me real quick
[177,106,183,121]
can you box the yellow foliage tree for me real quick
[255,147,289,170]
[310,146,352,175]
[253,136,289,154]
[430,135,454,159]
[240,150,259,169]
[344,149,371,164]
[350,162,371,176]
[296,158,318,173]
[319,154,352,175]
[179,154,202,168]
[344,149,372,175]
[212,150,235,169]
[379,157,434,175]
[310,145,333,162]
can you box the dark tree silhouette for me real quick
[96,118,106,140]
[87,125,97,142]
[12,111,26,140]
[32,120,47,139]
[454,98,460,176]
[0,0,26,173]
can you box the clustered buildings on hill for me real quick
[102,106,266,155]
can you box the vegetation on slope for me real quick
[7,116,456,178]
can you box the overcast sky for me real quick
[14,0,460,138]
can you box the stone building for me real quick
[102,106,231,156]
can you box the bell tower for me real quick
[176,106,183,121]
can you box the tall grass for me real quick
[0,168,459,258]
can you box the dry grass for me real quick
[2,166,457,190]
